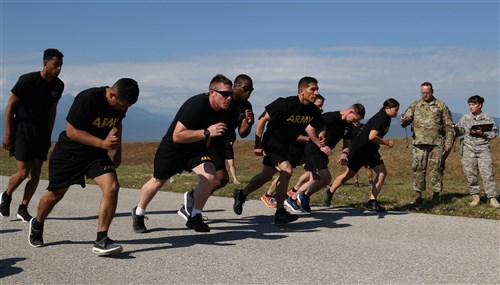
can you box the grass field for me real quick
[1,138,499,220]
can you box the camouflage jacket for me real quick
[401,97,454,147]
[455,112,498,150]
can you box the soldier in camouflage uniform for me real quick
[401,82,454,208]
[453,95,499,208]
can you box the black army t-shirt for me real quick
[56,87,127,156]
[11,71,64,128]
[263,96,325,149]
[352,110,391,152]
[322,111,353,149]
[162,93,232,151]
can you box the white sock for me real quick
[191,209,202,217]
[136,206,146,216]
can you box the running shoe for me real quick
[17,204,32,222]
[92,237,123,256]
[28,218,44,248]
[365,199,386,212]
[233,189,246,215]
[177,205,189,221]
[323,187,333,207]
[184,190,194,216]
[186,213,210,232]
[284,197,302,213]
[298,192,311,212]
[0,191,12,217]
[274,207,298,224]
[260,193,277,208]
[131,207,148,233]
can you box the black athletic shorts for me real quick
[10,121,51,162]
[262,143,290,168]
[304,142,329,174]
[48,146,116,190]
[154,142,214,180]
[208,144,226,171]
[348,147,384,172]
[287,142,306,168]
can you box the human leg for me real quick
[29,187,69,247]
[227,159,240,184]
[1,161,31,217]
[234,165,276,215]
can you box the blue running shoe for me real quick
[284,197,302,213]
[298,192,311,213]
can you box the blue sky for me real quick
[1,0,499,121]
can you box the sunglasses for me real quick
[211,89,233,98]
[236,84,254,93]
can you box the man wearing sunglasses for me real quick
[233,76,326,224]
[177,74,254,221]
[131,74,233,233]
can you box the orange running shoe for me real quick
[260,193,277,208]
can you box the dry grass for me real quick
[1,138,499,219]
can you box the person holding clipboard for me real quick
[453,95,499,208]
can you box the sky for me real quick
[1,0,499,123]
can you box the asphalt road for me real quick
[1,176,499,284]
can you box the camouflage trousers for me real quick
[412,144,444,192]
[461,146,498,198]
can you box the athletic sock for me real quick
[135,206,146,216]
[97,231,108,241]
[191,209,202,217]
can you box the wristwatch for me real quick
[203,129,210,139]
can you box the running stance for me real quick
[233,76,325,224]
[1,49,64,222]
[28,78,139,256]
[176,74,254,221]
[324,98,400,212]
[286,104,365,213]
[132,74,233,233]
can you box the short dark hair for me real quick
[113,78,139,105]
[421,81,434,93]
[315,94,325,102]
[468,95,484,105]
[351,103,366,119]
[380,98,400,112]
[209,74,232,90]
[298,76,318,91]
[43,48,64,61]
[234,74,252,86]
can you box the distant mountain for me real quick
[51,94,172,142]
[1,96,498,142]
[0,94,172,142]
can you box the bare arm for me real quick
[238,109,254,138]
[172,121,227,144]
[2,94,20,150]
[253,111,270,156]
[368,129,393,147]
[66,122,119,150]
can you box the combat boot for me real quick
[469,194,480,207]
[489,197,500,209]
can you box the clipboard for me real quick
[471,123,494,132]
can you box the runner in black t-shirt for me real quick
[1,49,64,222]
[350,123,374,188]
[233,76,326,224]
[176,74,254,221]
[324,98,400,212]
[261,95,325,208]
[28,78,139,256]
[285,104,365,213]
[132,74,233,234]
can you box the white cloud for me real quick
[1,45,498,119]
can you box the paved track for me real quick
[1,176,499,284]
